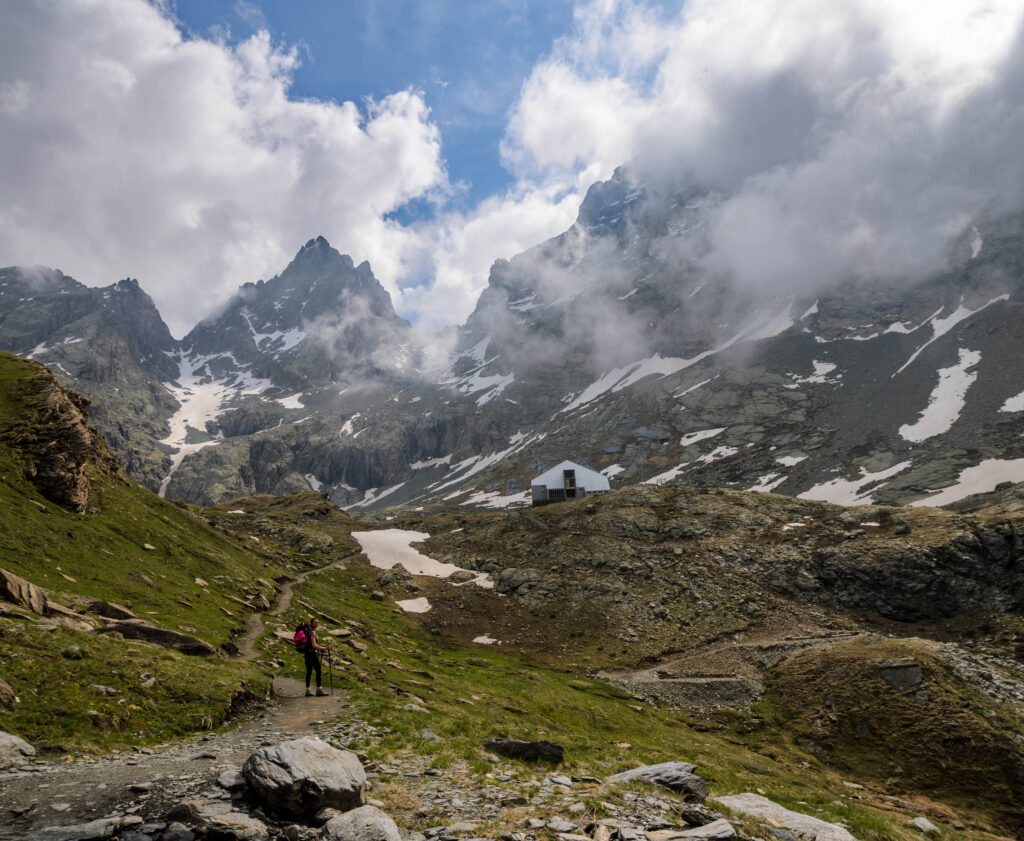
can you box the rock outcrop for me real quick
[0,567,49,615]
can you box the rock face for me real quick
[322,805,402,841]
[0,567,49,615]
[0,678,15,709]
[0,730,36,769]
[94,619,219,657]
[608,762,708,802]
[242,737,366,816]
[715,793,858,841]
[0,353,122,512]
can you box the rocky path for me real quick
[234,553,359,660]
[0,677,349,839]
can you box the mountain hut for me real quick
[531,460,610,506]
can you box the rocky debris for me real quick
[0,567,49,615]
[939,643,1024,708]
[483,738,564,764]
[608,763,707,802]
[0,677,16,709]
[242,736,366,816]
[167,799,269,840]
[322,804,402,841]
[36,814,124,839]
[715,793,857,841]
[94,619,219,657]
[0,730,36,768]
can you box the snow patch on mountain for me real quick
[680,428,726,447]
[895,296,1007,374]
[798,461,912,506]
[747,473,787,492]
[351,529,492,588]
[157,352,283,496]
[909,458,1024,507]
[1000,390,1024,412]
[787,361,838,387]
[899,348,981,442]
[971,227,983,259]
[462,489,531,509]
[411,455,452,470]
[776,454,807,467]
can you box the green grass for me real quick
[0,614,272,754]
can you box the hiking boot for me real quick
[316,688,328,697]
[305,689,313,697]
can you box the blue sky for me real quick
[172,0,576,219]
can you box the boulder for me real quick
[0,730,36,768]
[38,815,121,839]
[242,736,366,816]
[876,658,924,693]
[910,817,941,836]
[322,805,402,841]
[167,800,268,840]
[608,762,708,801]
[218,768,249,792]
[482,737,564,763]
[715,794,857,841]
[0,677,16,709]
[85,599,137,620]
[0,567,48,615]
[94,619,218,656]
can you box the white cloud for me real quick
[0,0,447,336]
[501,0,1024,294]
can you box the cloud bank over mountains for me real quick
[2,0,1023,336]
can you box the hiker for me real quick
[298,617,331,697]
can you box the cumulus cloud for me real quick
[0,0,448,335]
[502,0,1024,294]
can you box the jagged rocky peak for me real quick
[97,277,176,353]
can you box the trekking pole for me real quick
[327,648,334,696]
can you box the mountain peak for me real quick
[301,235,332,251]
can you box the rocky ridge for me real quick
[3,168,1024,511]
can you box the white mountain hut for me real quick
[531,460,611,506]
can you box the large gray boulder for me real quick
[243,736,366,816]
[167,800,268,840]
[608,761,708,802]
[0,567,48,615]
[322,805,401,841]
[715,794,858,841]
[0,730,36,768]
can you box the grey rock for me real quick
[160,823,196,841]
[646,820,736,840]
[0,567,48,614]
[95,620,218,657]
[86,599,137,620]
[38,816,120,840]
[910,817,941,835]
[90,684,117,696]
[167,800,268,840]
[482,737,564,763]
[876,658,924,693]
[218,768,249,792]
[608,762,707,802]
[715,794,856,841]
[322,805,401,841]
[243,736,365,816]
[0,729,36,768]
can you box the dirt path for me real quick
[234,552,360,659]
[0,677,351,839]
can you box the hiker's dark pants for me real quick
[304,650,322,687]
